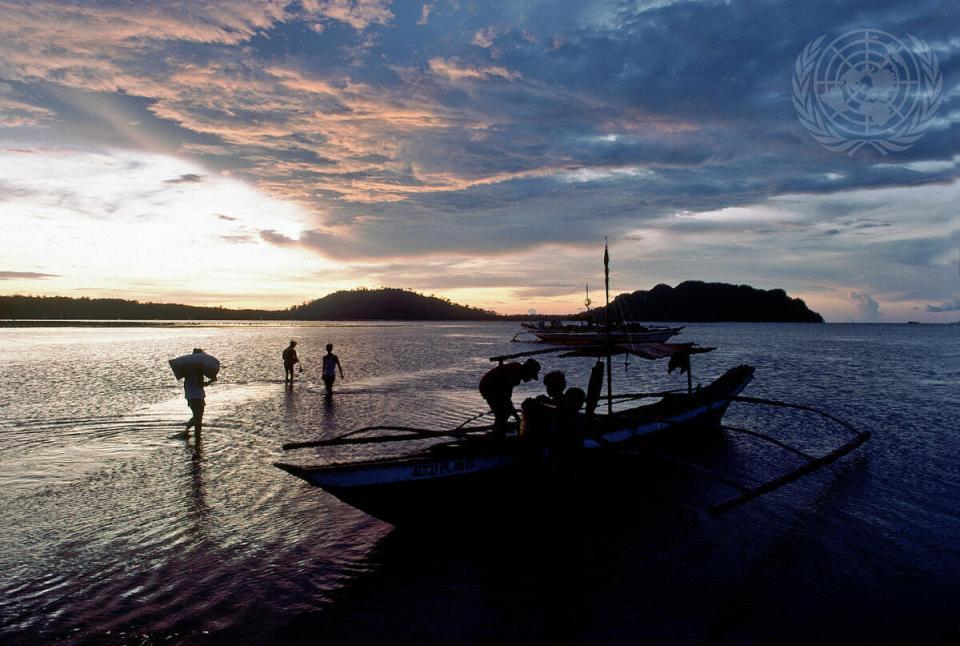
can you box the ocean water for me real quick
[0,321,958,644]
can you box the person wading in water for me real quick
[282,340,301,387]
[182,348,216,439]
[322,343,344,395]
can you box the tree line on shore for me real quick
[0,282,823,322]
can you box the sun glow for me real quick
[0,146,339,309]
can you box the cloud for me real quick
[472,27,499,48]
[301,0,393,30]
[417,3,433,26]
[851,292,881,321]
[0,82,55,127]
[926,297,960,313]
[164,173,204,184]
[220,234,255,244]
[0,271,59,279]
[427,58,521,81]
[0,0,958,319]
[259,229,297,245]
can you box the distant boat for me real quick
[516,281,682,345]
[907,321,920,325]
[519,319,683,345]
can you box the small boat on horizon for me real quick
[516,282,682,345]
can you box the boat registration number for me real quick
[411,458,475,478]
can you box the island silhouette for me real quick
[0,283,822,323]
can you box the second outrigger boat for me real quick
[276,243,870,525]
[519,319,684,345]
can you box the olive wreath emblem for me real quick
[792,32,942,155]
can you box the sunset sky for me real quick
[0,0,957,321]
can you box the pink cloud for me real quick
[427,58,521,81]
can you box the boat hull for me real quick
[276,365,755,525]
[519,321,684,345]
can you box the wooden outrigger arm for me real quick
[703,395,871,515]
[707,428,869,515]
[282,423,494,450]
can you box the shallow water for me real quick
[1,322,958,644]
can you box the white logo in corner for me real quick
[793,29,942,155]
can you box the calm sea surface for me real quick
[1,322,958,644]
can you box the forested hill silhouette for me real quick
[286,288,498,320]
[1,283,821,322]
[0,295,279,320]
[600,281,823,323]
[0,288,498,321]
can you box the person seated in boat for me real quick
[519,385,587,448]
[479,358,540,435]
[553,386,588,459]
[536,370,567,406]
[562,387,586,414]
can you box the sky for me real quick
[0,0,957,321]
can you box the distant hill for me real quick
[0,283,821,322]
[596,281,823,323]
[285,288,498,320]
[0,288,498,321]
[0,295,280,320]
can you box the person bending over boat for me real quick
[479,358,540,435]
[183,349,216,438]
[283,340,301,387]
[322,343,344,394]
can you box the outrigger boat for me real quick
[515,283,682,345]
[518,319,683,345]
[275,244,870,525]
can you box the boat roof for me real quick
[490,341,714,363]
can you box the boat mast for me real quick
[604,238,613,415]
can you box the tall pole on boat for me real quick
[604,238,613,415]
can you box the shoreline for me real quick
[1,319,949,327]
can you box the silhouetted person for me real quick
[183,348,216,438]
[562,387,586,414]
[322,343,344,394]
[283,340,301,387]
[538,370,567,406]
[479,358,540,435]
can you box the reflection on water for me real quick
[0,322,958,643]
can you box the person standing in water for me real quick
[183,349,216,438]
[322,343,344,394]
[282,340,301,387]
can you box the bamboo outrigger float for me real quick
[275,243,870,525]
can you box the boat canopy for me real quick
[560,341,714,360]
[490,341,714,363]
